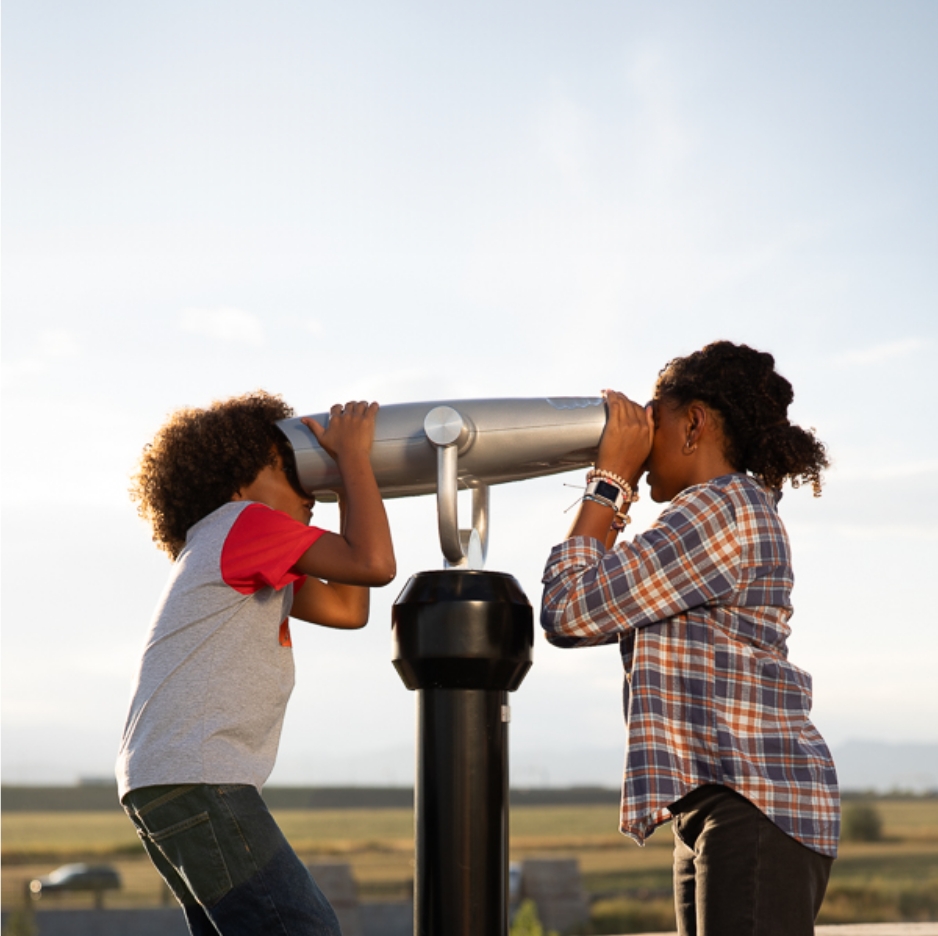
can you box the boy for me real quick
[117,391,395,936]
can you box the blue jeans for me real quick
[670,785,833,936]
[122,784,342,936]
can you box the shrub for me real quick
[1,908,37,936]
[842,803,883,842]
[510,899,558,936]
[818,883,938,924]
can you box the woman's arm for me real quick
[541,389,657,645]
[541,485,742,642]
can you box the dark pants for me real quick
[122,784,341,936]
[670,785,833,936]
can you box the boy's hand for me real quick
[302,401,378,464]
[293,400,396,588]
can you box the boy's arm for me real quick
[290,490,372,628]
[291,402,396,587]
[290,577,369,629]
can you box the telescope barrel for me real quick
[276,397,604,501]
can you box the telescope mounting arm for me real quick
[423,406,489,570]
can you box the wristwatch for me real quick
[584,478,629,512]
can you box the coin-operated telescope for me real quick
[277,396,605,568]
[277,397,606,936]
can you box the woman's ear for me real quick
[683,402,707,454]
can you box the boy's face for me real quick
[232,453,316,525]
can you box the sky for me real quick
[2,0,937,789]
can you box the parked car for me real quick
[29,863,121,908]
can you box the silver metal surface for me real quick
[277,397,604,500]
[435,439,463,565]
[424,406,493,568]
[424,407,467,565]
[423,405,468,448]
[276,397,605,569]
[449,489,490,570]
[469,486,489,566]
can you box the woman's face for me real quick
[644,398,694,503]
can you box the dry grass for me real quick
[3,796,937,927]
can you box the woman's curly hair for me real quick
[130,391,299,559]
[654,341,829,495]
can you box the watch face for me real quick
[595,479,620,502]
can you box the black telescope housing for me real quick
[392,570,533,936]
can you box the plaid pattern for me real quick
[541,474,840,857]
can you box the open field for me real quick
[3,798,936,929]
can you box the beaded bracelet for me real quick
[611,510,632,532]
[587,467,629,488]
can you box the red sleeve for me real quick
[221,503,326,595]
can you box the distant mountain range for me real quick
[3,737,935,794]
[830,739,937,793]
[270,738,937,794]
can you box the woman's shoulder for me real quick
[655,475,742,533]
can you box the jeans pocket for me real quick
[148,811,234,906]
[672,813,689,848]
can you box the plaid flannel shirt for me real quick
[541,473,839,857]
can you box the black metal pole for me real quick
[392,570,533,936]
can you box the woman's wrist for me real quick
[586,470,640,502]
[582,470,639,533]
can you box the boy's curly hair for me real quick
[654,341,830,495]
[130,391,298,559]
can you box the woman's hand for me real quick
[597,390,655,486]
[302,401,377,465]
[564,390,653,547]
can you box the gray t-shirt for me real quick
[116,501,323,797]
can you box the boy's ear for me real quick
[230,483,250,502]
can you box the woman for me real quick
[541,341,838,936]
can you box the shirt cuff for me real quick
[542,535,606,583]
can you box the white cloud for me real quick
[833,338,926,367]
[2,328,80,385]
[178,307,266,345]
